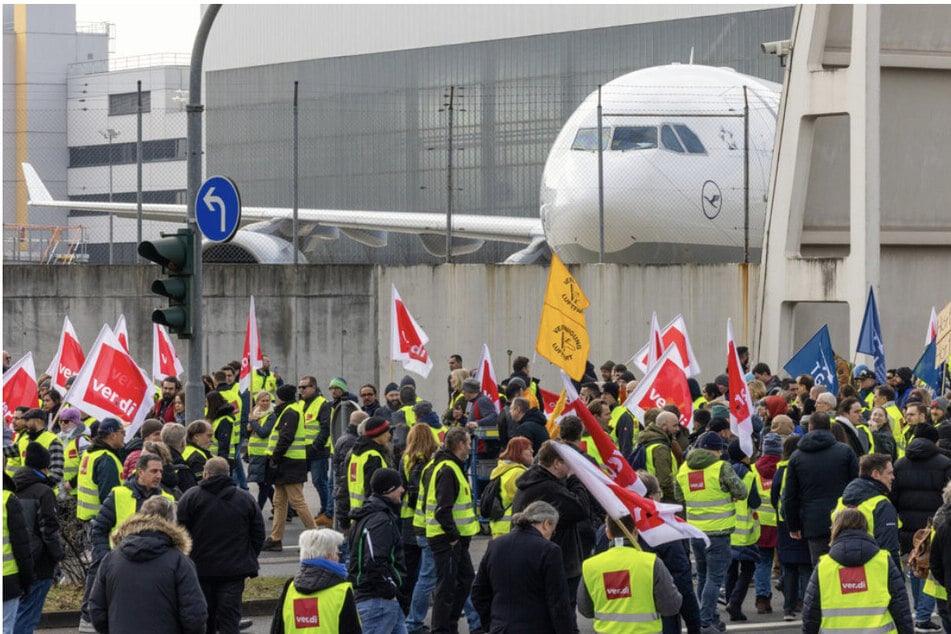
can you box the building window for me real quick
[109,91,151,116]
[69,138,186,168]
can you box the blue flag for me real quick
[913,340,941,394]
[784,324,839,396]
[856,287,887,384]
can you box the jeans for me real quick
[692,535,731,628]
[232,445,248,490]
[256,482,274,510]
[199,577,245,634]
[309,457,332,517]
[3,598,19,634]
[357,597,407,634]
[430,536,475,634]
[13,577,53,634]
[781,563,811,613]
[406,536,435,631]
[910,571,937,622]
[753,546,774,598]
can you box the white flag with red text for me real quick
[623,345,693,428]
[239,296,263,392]
[114,314,130,352]
[152,323,184,382]
[727,318,755,456]
[64,324,154,441]
[3,352,38,422]
[630,314,701,377]
[474,344,501,412]
[552,442,708,547]
[45,316,85,393]
[390,285,433,378]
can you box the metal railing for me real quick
[3,224,89,264]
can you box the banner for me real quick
[390,285,433,378]
[538,387,561,416]
[239,295,263,392]
[623,345,693,427]
[474,343,501,413]
[3,352,37,422]
[63,324,154,441]
[646,311,664,371]
[630,314,701,377]
[727,318,755,457]
[152,323,184,382]
[914,340,940,394]
[535,254,590,381]
[114,314,130,353]
[45,316,85,393]
[856,287,887,384]
[783,324,839,397]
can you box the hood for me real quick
[12,467,50,490]
[828,529,880,567]
[841,476,889,506]
[294,560,349,594]
[515,464,560,490]
[489,460,528,479]
[521,408,547,426]
[797,429,838,452]
[349,493,399,522]
[904,437,940,461]
[214,403,235,419]
[638,423,670,445]
[198,474,238,500]
[686,448,721,470]
[113,514,192,562]
[754,454,780,479]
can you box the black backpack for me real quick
[626,439,666,471]
[478,474,506,521]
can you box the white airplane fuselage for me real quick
[540,64,781,264]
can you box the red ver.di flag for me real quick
[3,352,38,422]
[64,324,154,441]
[114,314,130,352]
[630,314,702,377]
[623,345,693,427]
[152,323,184,382]
[474,343,501,412]
[45,315,85,393]
[390,285,433,378]
[239,295,263,392]
[727,318,755,456]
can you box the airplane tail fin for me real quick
[21,163,53,203]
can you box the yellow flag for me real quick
[535,253,590,380]
[546,388,567,439]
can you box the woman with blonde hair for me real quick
[443,368,472,425]
[400,424,440,598]
[801,508,913,634]
[246,390,277,510]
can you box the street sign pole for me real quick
[185,5,220,424]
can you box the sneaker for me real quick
[261,538,283,552]
[915,621,943,633]
[238,619,253,630]
[79,618,96,633]
[784,611,796,621]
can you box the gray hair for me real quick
[817,392,837,409]
[636,470,661,498]
[204,457,230,478]
[139,495,176,522]
[160,423,186,451]
[299,528,344,561]
[511,500,559,529]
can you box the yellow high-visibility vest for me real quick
[731,469,761,546]
[279,579,352,632]
[76,448,123,521]
[676,461,736,534]
[751,463,776,528]
[582,546,661,633]
[424,457,479,538]
[816,549,896,634]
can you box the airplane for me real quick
[21,63,780,265]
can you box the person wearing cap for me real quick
[347,467,409,631]
[297,376,333,528]
[599,381,635,458]
[854,366,878,410]
[461,378,498,429]
[56,406,90,498]
[11,443,65,634]
[76,418,125,521]
[8,408,64,487]
[332,410,369,544]
[675,430,748,634]
[122,418,165,479]
[344,417,394,531]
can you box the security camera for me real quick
[761,40,791,56]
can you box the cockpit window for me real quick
[571,127,610,151]
[611,126,657,151]
[674,124,706,154]
[661,125,684,153]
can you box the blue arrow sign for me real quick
[196,176,241,242]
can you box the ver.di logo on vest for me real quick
[602,570,632,600]
[688,471,706,491]
[838,566,869,594]
[293,597,320,627]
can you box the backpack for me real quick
[478,473,506,521]
[908,517,933,580]
[626,439,665,471]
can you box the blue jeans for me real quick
[357,597,407,634]
[910,571,937,622]
[309,457,332,517]
[14,577,53,634]
[406,536,436,631]
[692,535,731,628]
[753,546,774,598]
[4,598,19,634]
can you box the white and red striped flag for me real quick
[390,285,433,378]
[727,318,755,456]
[152,323,184,382]
[630,314,701,377]
[623,345,693,428]
[3,352,38,422]
[239,296,263,392]
[114,314,130,353]
[45,316,85,393]
[474,344,501,412]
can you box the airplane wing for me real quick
[21,163,544,260]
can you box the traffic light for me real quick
[138,228,194,338]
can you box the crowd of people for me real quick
[3,348,951,634]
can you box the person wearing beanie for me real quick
[723,439,761,622]
[261,383,317,553]
[931,397,950,425]
[11,442,65,634]
[599,381,635,458]
[56,407,91,499]
[751,430,783,613]
[344,416,395,533]
[413,400,443,433]
[769,414,796,438]
[331,409,368,542]
[461,378,498,428]
[10,407,64,488]
[893,367,915,408]
[376,383,402,422]
[325,376,359,525]
[347,467,408,629]
[121,418,165,480]
[675,431,747,633]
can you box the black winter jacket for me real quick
[347,494,407,605]
[930,502,951,594]
[167,446,197,494]
[89,514,207,634]
[892,437,951,553]
[840,476,901,569]
[11,467,64,580]
[801,529,912,634]
[269,401,308,485]
[471,524,573,634]
[176,474,265,578]
[332,424,360,528]
[90,477,171,563]
[270,560,361,634]
[512,464,590,578]
[2,473,34,601]
[301,394,332,460]
[513,408,550,455]
[783,429,858,539]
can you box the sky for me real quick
[75,3,202,59]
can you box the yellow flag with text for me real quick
[535,254,590,380]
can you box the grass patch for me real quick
[44,576,289,612]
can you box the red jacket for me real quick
[754,453,781,548]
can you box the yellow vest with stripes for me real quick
[488,464,527,537]
[208,414,234,458]
[247,411,273,457]
[676,461,736,533]
[280,579,352,632]
[348,446,385,511]
[831,494,901,536]
[582,546,660,633]
[2,490,18,576]
[251,372,278,399]
[731,469,761,546]
[267,402,307,459]
[110,485,175,541]
[817,549,896,634]
[751,463,776,527]
[301,396,330,449]
[413,459,437,532]
[885,404,906,457]
[424,457,479,538]
[924,527,948,600]
[61,434,88,497]
[76,448,123,521]
[775,460,789,522]
[7,430,58,478]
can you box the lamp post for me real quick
[99,128,120,264]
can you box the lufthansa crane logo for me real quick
[701,180,722,219]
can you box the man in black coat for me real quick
[2,470,34,628]
[510,397,550,455]
[177,457,265,634]
[512,440,590,633]
[783,412,858,564]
